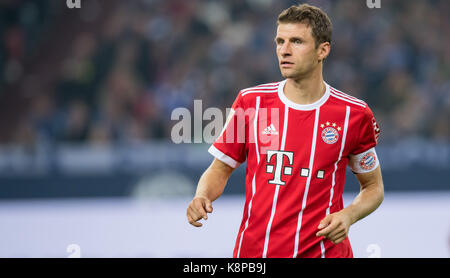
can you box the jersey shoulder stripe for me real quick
[240,82,280,97]
[329,88,367,108]
[329,87,366,105]
[330,87,366,104]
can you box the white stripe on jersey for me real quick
[330,87,366,104]
[320,105,351,258]
[241,88,278,96]
[330,92,366,108]
[241,83,278,90]
[262,104,289,258]
[330,88,366,106]
[237,96,261,258]
[262,180,281,258]
[208,145,240,168]
[254,97,261,163]
[320,241,326,258]
[241,82,279,93]
[292,107,320,258]
[242,90,278,96]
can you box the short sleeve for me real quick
[348,106,381,173]
[208,93,247,168]
[351,106,380,155]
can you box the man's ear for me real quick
[317,42,331,62]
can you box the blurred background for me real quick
[0,0,448,258]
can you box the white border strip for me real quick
[320,105,350,258]
[253,97,261,163]
[320,241,326,258]
[242,89,278,97]
[262,104,289,258]
[208,145,241,169]
[292,107,320,258]
[330,92,366,108]
[241,83,279,93]
[262,182,281,258]
[236,96,261,257]
[278,80,331,111]
[330,87,366,105]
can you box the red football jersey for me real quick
[209,80,381,258]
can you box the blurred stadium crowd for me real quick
[0,0,449,146]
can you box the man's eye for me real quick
[294,39,302,44]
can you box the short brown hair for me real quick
[277,4,332,48]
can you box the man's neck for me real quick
[284,72,326,105]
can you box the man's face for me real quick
[275,22,321,80]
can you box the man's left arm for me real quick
[316,165,384,244]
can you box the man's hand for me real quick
[186,196,214,227]
[316,210,353,244]
[186,159,234,228]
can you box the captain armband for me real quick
[349,147,380,174]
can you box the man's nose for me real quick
[280,42,292,56]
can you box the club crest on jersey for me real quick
[320,122,341,144]
[360,152,377,171]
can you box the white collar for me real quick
[277,79,330,111]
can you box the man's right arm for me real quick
[186,158,235,227]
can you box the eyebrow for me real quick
[274,36,304,43]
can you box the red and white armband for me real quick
[348,147,380,174]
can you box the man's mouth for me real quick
[281,61,294,67]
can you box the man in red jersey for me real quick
[186,4,384,258]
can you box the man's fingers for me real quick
[205,199,213,213]
[194,199,209,220]
[329,230,347,243]
[326,224,345,240]
[186,197,214,227]
[317,215,332,230]
[187,211,203,227]
[189,219,203,227]
[330,233,347,244]
[187,205,202,221]
[316,219,338,237]
[187,204,203,223]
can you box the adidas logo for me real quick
[262,124,279,135]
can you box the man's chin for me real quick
[281,72,299,79]
[280,69,309,80]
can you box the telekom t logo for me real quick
[266,150,294,185]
